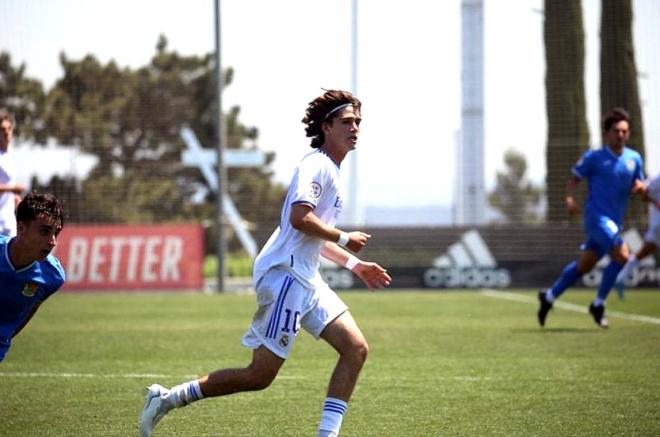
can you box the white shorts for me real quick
[644,207,660,245]
[242,268,348,359]
[645,222,660,246]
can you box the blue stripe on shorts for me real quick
[266,276,294,339]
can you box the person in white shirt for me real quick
[139,90,392,437]
[0,109,26,237]
[614,172,660,298]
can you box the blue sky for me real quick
[2,0,659,215]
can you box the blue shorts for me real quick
[581,214,624,258]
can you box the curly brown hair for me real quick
[301,90,361,148]
[16,192,65,230]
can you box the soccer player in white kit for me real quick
[0,109,26,237]
[614,172,660,297]
[139,90,392,437]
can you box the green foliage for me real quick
[543,0,590,223]
[488,150,543,224]
[0,52,47,142]
[600,0,647,228]
[2,290,659,436]
[1,35,286,237]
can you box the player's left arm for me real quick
[13,270,65,338]
[631,178,647,197]
[630,155,647,199]
[12,303,41,338]
[320,242,391,290]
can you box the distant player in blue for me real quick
[0,192,65,361]
[538,108,647,328]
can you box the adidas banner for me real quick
[305,225,659,290]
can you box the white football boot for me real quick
[139,384,170,437]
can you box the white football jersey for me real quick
[647,173,660,231]
[253,149,343,290]
[0,150,18,236]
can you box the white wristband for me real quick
[337,232,350,247]
[344,255,359,270]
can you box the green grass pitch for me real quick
[1,289,659,437]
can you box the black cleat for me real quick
[537,290,553,327]
[588,303,609,328]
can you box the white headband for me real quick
[322,103,352,121]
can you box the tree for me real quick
[36,36,285,249]
[0,52,47,143]
[488,150,542,224]
[600,0,646,227]
[543,0,590,223]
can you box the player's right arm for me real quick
[0,182,25,194]
[289,203,370,253]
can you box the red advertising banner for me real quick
[54,224,204,291]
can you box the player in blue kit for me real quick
[538,108,647,328]
[0,192,66,362]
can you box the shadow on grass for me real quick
[512,327,600,334]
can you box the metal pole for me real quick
[351,0,358,96]
[214,0,227,292]
[347,0,360,225]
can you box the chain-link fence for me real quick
[1,0,658,290]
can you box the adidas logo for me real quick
[424,229,511,288]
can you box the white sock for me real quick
[593,298,605,307]
[318,397,348,437]
[164,380,204,410]
[545,289,555,303]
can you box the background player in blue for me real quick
[139,90,391,437]
[0,192,65,362]
[538,108,647,328]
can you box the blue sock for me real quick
[549,261,581,299]
[597,260,624,302]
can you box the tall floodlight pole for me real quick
[344,0,361,225]
[214,0,227,291]
[456,0,486,225]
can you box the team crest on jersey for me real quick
[279,335,289,348]
[21,283,39,297]
[626,159,635,172]
[309,182,322,199]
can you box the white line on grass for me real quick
[0,372,195,379]
[0,371,305,380]
[480,289,660,325]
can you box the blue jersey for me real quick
[572,145,644,227]
[0,235,66,361]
